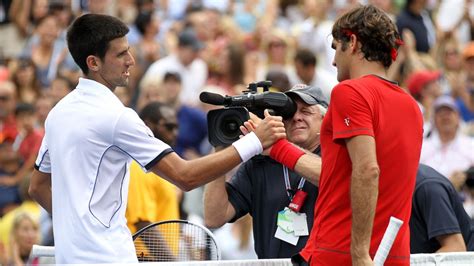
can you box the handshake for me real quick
[199,81,296,147]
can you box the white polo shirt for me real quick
[35,78,172,263]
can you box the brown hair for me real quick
[332,4,401,68]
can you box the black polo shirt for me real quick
[410,164,474,253]
[396,9,432,53]
[225,148,320,258]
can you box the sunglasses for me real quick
[269,42,286,48]
[161,122,178,131]
[0,95,12,101]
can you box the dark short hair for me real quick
[163,72,182,83]
[15,102,36,116]
[265,69,290,92]
[140,101,164,122]
[332,4,401,68]
[294,48,317,67]
[135,11,153,36]
[139,101,175,124]
[66,14,129,75]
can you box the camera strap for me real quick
[283,166,305,201]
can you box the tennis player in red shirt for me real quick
[302,4,423,265]
[264,4,423,266]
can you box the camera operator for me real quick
[204,85,327,258]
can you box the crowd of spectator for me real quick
[0,0,473,263]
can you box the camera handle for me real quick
[245,81,272,93]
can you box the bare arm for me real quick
[346,135,379,265]
[9,0,31,37]
[293,152,322,186]
[151,112,286,191]
[241,114,322,186]
[29,169,52,213]
[203,175,236,228]
[436,233,467,252]
[151,147,242,192]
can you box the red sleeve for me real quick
[32,131,44,155]
[330,82,374,141]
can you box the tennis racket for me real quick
[132,219,220,262]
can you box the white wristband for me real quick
[232,132,263,162]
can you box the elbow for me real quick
[204,213,226,229]
[176,182,195,192]
[357,163,380,181]
[438,242,467,253]
[367,165,380,180]
[437,234,467,252]
[205,218,223,229]
[173,166,204,192]
[173,173,199,192]
[28,183,39,201]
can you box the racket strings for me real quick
[134,222,218,262]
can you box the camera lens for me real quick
[207,107,250,146]
[220,116,241,138]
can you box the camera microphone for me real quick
[199,91,226,105]
[199,91,296,119]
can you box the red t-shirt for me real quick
[301,75,423,265]
[18,129,44,161]
[0,115,18,143]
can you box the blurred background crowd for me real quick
[0,0,473,264]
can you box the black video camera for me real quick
[200,81,296,147]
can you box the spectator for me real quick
[456,42,474,122]
[8,103,43,184]
[265,69,291,92]
[9,0,48,37]
[0,175,41,255]
[213,214,257,260]
[256,29,293,82]
[33,95,53,129]
[420,95,474,180]
[0,0,24,58]
[0,80,17,144]
[289,48,337,100]
[114,86,132,107]
[130,10,164,95]
[154,71,209,158]
[48,75,74,104]
[141,27,207,107]
[293,0,335,75]
[206,42,246,96]
[126,102,180,234]
[3,212,40,265]
[0,140,21,217]
[406,70,442,135]
[396,0,436,53]
[410,164,474,253]
[10,57,41,105]
[461,166,474,219]
[21,13,67,89]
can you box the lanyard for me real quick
[283,166,305,201]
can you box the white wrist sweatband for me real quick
[232,132,263,162]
